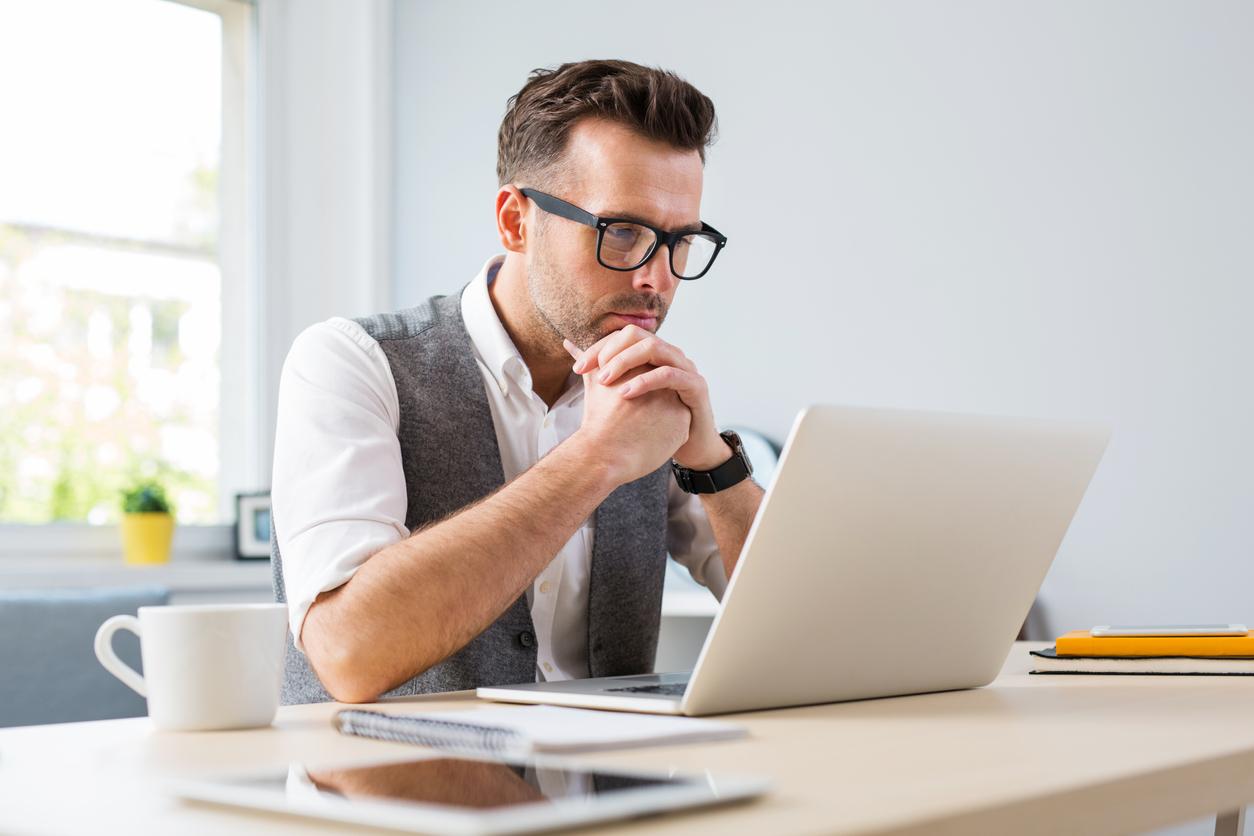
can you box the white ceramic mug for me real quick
[94,603,288,731]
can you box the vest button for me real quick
[518,631,535,648]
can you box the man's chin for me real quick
[567,314,664,350]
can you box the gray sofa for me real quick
[0,586,169,727]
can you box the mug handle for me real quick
[94,614,147,697]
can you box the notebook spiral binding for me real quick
[334,709,528,757]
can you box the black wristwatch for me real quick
[671,430,754,494]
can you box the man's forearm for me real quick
[700,479,765,580]
[302,434,619,702]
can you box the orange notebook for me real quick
[1055,630,1254,657]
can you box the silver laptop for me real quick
[478,404,1109,716]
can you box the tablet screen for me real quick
[239,757,685,811]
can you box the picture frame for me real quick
[235,492,272,560]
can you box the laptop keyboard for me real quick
[605,683,688,697]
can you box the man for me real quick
[271,59,764,704]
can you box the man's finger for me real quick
[574,324,654,374]
[599,339,688,385]
[572,332,617,374]
[594,325,652,373]
[620,365,695,400]
[561,338,582,363]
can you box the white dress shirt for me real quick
[272,255,727,682]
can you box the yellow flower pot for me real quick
[120,513,175,565]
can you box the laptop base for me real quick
[478,672,692,715]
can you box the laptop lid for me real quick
[681,404,1109,715]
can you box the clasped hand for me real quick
[563,325,731,474]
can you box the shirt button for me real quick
[539,580,553,595]
[518,631,535,648]
[543,662,553,673]
[542,413,552,428]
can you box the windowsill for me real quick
[0,556,272,594]
[0,523,235,561]
[0,524,720,616]
[0,523,263,594]
[661,586,720,618]
[3,558,717,615]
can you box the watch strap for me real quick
[671,430,754,494]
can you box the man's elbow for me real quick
[322,670,387,705]
[302,633,389,704]
[300,589,443,703]
[301,602,389,703]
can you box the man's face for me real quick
[525,118,705,351]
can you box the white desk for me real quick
[2,642,1253,835]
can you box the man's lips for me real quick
[609,312,659,330]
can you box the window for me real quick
[0,0,255,528]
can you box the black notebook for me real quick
[1029,647,1254,676]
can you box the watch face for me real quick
[720,430,751,474]
[730,428,781,484]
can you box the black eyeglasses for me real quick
[519,188,727,281]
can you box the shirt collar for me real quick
[462,255,585,403]
[461,255,527,395]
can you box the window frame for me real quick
[2,0,396,563]
[0,0,257,559]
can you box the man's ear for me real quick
[495,186,530,254]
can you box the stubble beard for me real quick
[527,243,669,352]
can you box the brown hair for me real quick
[496,59,717,188]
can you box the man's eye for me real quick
[605,226,638,244]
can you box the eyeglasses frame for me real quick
[518,187,727,281]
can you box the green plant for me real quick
[121,481,173,515]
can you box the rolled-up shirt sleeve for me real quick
[666,480,728,599]
[272,317,408,652]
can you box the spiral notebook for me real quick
[334,705,745,758]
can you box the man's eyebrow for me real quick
[600,209,703,235]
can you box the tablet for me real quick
[169,751,769,834]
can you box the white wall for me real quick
[392,0,1254,655]
[257,0,392,478]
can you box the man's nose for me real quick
[631,244,678,295]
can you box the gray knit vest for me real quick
[271,290,671,704]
